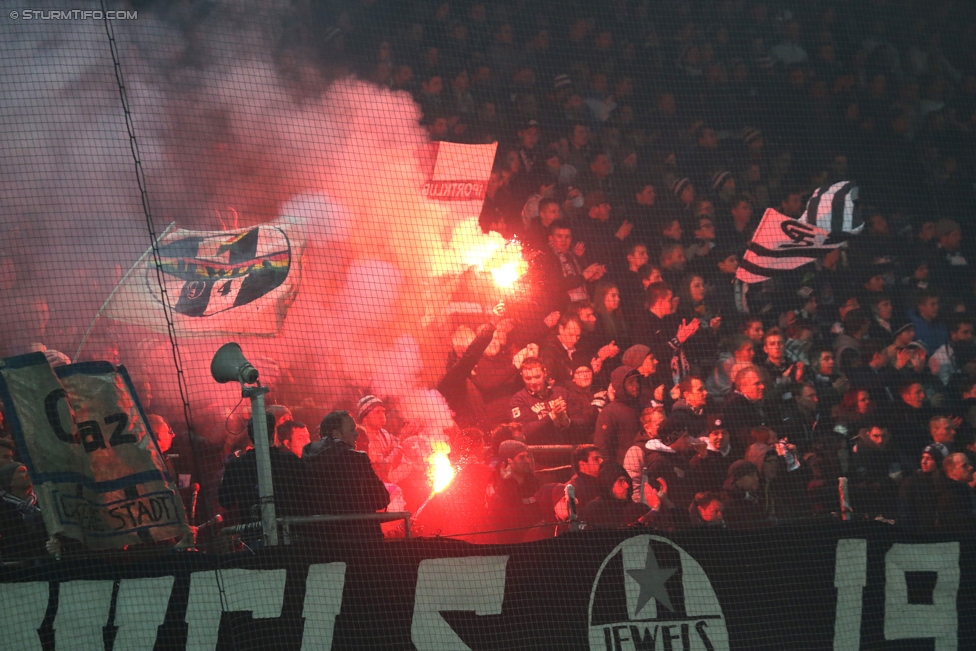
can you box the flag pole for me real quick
[73,222,176,363]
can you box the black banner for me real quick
[1,522,974,650]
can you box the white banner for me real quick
[0,353,189,549]
[419,141,498,221]
[104,217,305,336]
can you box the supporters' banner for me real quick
[802,180,863,235]
[104,217,305,336]
[0,354,189,548]
[0,523,974,650]
[736,208,845,284]
[420,141,498,219]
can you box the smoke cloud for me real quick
[0,1,494,442]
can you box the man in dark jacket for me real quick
[566,444,604,509]
[303,410,391,541]
[579,461,651,529]
[935,453,976,534]
[540,314,586,387]
[670,375,711,437]
[218,413,309,527]
[634,282,699,385]
[722,365,776,457]
[595,365,642,463]
[509,357,572,444]
[898,444,948,531]
[884,381,934,466]
[848,425,900,518]
[487,440,546,543]
[721,460,769,529]
[438,322,497,425]
[690,416,734,493]
[528,219,605,312]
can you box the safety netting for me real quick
[2,0,976,649]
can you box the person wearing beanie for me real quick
[742,127,763,148]
[721,460,769,529]
[670,176,695,209]
[618,344,659,403]
[711,170,734,197]
[898,443,949,531]
[356,395,403,483]
[486,440,546,543]
[579,461,653,529]
[594,366,644,464]
[689,417,733,493]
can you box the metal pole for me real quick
[246,385,278,546]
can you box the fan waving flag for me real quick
[104,217,305,336]
[802,180,863,235]
[736,208,845,284]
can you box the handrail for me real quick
[221,512,413,543]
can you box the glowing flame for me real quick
[486,245,527,289]
[433,218,528,289]
[427,440,456,494]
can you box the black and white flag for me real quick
[736,208,845,283]
[802,180,863,235]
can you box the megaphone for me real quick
[210,343,259,384]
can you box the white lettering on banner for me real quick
[114,576,175,651]
[411,556,508,651]
[588,536,729,650]
[53,580,115,650]
[0,542,969,649]
[300,563,346,651]
[832,538,867,651]
[0,582,48,651]
[421,181,487,200]
[884,542,959,650]
[186,569,286,651]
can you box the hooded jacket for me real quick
[721,478,769,530]
[579,461,650,529]
[594,366,643,463]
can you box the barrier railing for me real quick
[221,512,413,544]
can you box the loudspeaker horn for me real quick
[210,342,259,384]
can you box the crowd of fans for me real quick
[5,0,976,556]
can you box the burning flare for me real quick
[434,218,528,289]
[427,439,456,494]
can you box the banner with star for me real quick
[0,523,972,649]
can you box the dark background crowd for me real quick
[5,0,976,557]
